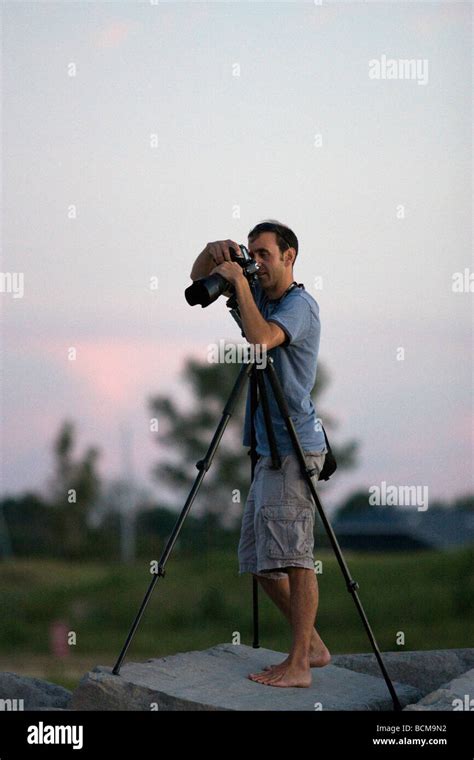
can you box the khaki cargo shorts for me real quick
[238,450,327,580]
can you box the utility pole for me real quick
[119,423,136,563]
[0,504,13,559]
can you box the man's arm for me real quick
[190,248,214,281]
[196,254,287,350]
[190,240,242,281]
[190,240,242,297]
[205,260,287,349]
[234,277,287,350]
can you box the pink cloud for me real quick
[93,20,141,50]
[31,336,206,409]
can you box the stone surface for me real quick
[0,672,72,711]
[403,668,474,711]
[71,643,420,711]
[331,648,474,696]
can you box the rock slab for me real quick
[331,648,474,695]
[71,643,420,711]
[0,672,72,711]
[403,668,474,711]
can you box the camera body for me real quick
[185,244,260,308]
[229,244,259,277]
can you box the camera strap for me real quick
[264,280,302,306]
[252,279,337,480]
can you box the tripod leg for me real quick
[256,370,281,470]
[252,578,259,648]
[250,364,285,647]
[249,366,260,648]
[112,361,253,675]
[264,357,402,712]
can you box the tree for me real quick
[46,421,102,557]
[149,351,358,528]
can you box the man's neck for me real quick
[262,276,295,301]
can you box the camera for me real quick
[184,245,259,308]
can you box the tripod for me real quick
[112,294,402,712]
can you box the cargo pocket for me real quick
[262,504,313,559]
[256,465,284,505]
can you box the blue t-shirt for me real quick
[242,280,326,455]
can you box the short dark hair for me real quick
[248,219,299,263]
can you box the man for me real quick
[190,220,330,688]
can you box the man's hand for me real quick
[205,239,243,266]
[190,239,243,283]
[210,260,246,287]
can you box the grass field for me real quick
[0,546,472,691]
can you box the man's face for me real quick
[247,232,292,289]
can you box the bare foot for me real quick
[262,644,331,673]
[248,661,312,688]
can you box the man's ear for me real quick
[285,248,296,267]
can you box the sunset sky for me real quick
[1,1,472,514]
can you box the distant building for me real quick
[332,508,474,551]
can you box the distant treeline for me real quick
[0,489,471,561]
[0,491,240,560]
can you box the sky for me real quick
[0,0,472,516]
